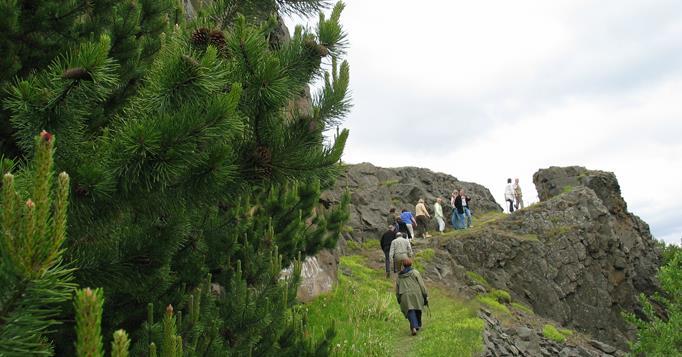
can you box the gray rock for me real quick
[589,339,617,354]
[327,163,502,243]
[428,168,661,349]
[516,327,533,341]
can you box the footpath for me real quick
[303,239,484,356]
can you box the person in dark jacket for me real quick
[454,189,472,229]
[380,225,397,278]
[396,258,428,336]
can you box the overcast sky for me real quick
[291,0,682,245]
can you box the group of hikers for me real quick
[380,178,525,335]
[504,177,524,213]
[386,188,475,243]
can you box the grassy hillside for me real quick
[302,255,484,356]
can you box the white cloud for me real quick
[287,0,682,245]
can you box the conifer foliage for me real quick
[1,0,351,355]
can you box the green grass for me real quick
[381,179,400,187]
[489,289,511,304]
[476,295,510,314]
[466,271,490,288]
[413,248,435,271]
[561,185,574,194]
[409,289,484,356]
[545,225,572,239]
[511,302,534,315]
[362,239,380,250]
[304,255,484,356]
[542,324,567,343]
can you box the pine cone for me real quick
[253,146,273,178]
[316,44,329,57]
[254,145,272,165]
[63,67,92,81]
[209,30,226,50]
[191,27,210,46]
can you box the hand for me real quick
[423,295,429,306]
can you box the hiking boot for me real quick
[411,328,417,336]
[425,233,432,238]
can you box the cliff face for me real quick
[430,168,660,349]
[325,162,502,241]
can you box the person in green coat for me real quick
[395,258,428,335]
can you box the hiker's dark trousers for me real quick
[407,310,422,329]
[507,199,514,213]
[383,250,391,273]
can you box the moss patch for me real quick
[543,324,566,343]
[466,271,490,288]
[476,295,510,314]
[490,289,511,304]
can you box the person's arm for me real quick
[411,215,417,225]
[389,241,395,259]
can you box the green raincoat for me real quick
[395,268,428,317]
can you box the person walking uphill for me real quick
[415,198,431,239]
[396,258,428,336]
[504,178,515,213]
[380,225,397,278]
[399,209,417,240]
[389,232,413,273]
[434,197,445,233]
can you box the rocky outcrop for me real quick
[430,168,660,349]
[326,163,501,242]
[480,310,625,357]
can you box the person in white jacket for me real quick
[433,197,445,233]
[504,178,515,213]
[389,232,414,273]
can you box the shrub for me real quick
[626,248,682,355]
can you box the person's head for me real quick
[389,208,395,213]
[437,197,442,203]
[396,232,403,238]
[402,258,412,268]
[459,188,465,195]
[388,224,395,231]
[418,198,424,204]
[452,191,457,196]
[401,208,407,213]
[507,178,512,184]
[515,178,519,184]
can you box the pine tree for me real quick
[0,132,76,356]
[2,0,351,354]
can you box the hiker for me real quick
[504,178,515,213]
[415,198,431,239]
[434,197,445,233]
[513,178,524,210]
[399,209,417,240]
[380,225,397,278]
[455,188,472,228]
[396,258,428,336]
[387,208,399,231]
[389,232,413,273]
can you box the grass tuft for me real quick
[466,271,490,288]
[489,289,511,304]
[476,295,510,314]
[543,324,566,343]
